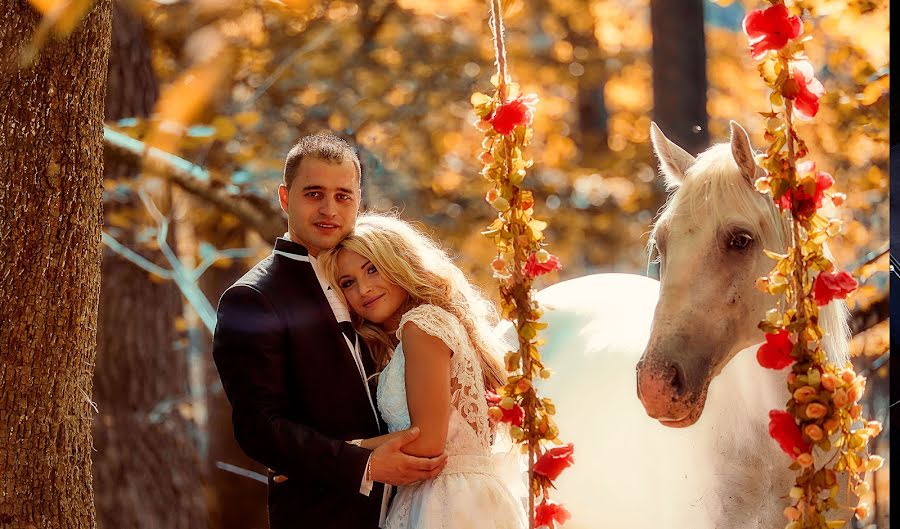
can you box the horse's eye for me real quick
[728,232,753,251]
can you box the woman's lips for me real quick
[362,294,384,309]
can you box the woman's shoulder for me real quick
[396,303,464,346]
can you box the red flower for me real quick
[485,390,525,426]
[775,160,834,218]
[757,330,795,369]
[488,96,535,134]
[524,252,562,279]
[535,500,571,529]
[534,443,575,481]
[813,271,858,306]
[743,4,803,59]
[783,60,824,119]
[768,410,810,459]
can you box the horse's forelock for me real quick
[658,143,788,251]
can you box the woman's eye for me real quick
[367,265,377,274]
[340,279,354,289]
[728,232,753,251]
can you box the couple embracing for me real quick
[212,133,527,529]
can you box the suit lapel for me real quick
[272,240,381,431]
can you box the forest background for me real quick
[0,0,889,528]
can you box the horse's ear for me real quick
[650,122,695,188]
[729,121,760,186]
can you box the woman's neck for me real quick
[381,300,419,345]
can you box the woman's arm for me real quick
[399,321,452,457]
[356,430,407,450]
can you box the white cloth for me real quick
[377,304,527,529]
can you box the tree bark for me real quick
[650,0,709,155]
[92,3,206,528]
[0,2,111,527]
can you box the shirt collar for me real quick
[274,235,310,258]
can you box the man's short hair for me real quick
[283,133,362,189]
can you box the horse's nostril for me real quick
[668,363,686,397]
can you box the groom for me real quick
[212,133,447,529]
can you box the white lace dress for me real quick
[376,304,527,529]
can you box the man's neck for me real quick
[283,232,319,257]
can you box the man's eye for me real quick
[338,194,351,201]
[306,192,322,198]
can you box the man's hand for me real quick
[369,427,447,485]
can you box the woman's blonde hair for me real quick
[319,212,507,391]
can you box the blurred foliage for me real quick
[96,0,887,336]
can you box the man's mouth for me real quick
[362,294,384,308]
[314,222,340,231]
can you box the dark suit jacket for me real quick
[212,237,385,529]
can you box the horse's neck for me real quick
[698,343,794,528]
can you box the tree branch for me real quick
[849,293,889,336]
[104,126,285,241]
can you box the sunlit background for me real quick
[44,0,889,527]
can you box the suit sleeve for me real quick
[212,284,371,494]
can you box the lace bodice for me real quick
[376,304,492,456]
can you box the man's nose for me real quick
[319,196,338,216]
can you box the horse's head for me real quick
[636,121,791,427]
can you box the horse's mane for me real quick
[649,142,851,366]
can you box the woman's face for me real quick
[335,249,409,331]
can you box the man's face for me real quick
[278,157,360,256]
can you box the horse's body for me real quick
[518,273,789,529]
[502,122,851,528]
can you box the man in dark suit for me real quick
[212,133,446,528]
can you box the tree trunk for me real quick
[650,0,709,155]
[0,2,111,527]
[92,3,206,528]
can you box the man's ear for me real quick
[278,184,289,214]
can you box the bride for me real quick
[321,212,527,529]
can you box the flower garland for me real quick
[473,2,572,528]
[743,3,883,527]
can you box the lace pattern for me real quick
[377,304,525,529]
[394,304,491,452]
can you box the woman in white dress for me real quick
[320,212,527,529]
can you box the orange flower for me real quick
[806,403,828,419]
[792,386,817,403]
[797,453,814,468]
[832,388,849,409]
[803,424,824,442]
[823,417,840,434]
[820,373,838,392]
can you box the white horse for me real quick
[506,122,850,529]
